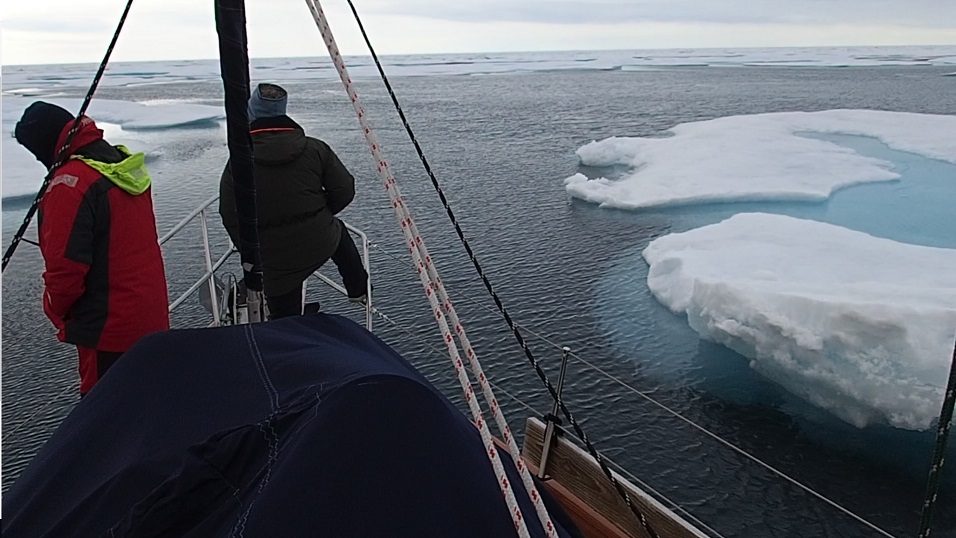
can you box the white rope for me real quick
[302,1,553,535]
[367,241,899,538]
[368,299,728,538]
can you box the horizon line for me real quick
[3,43,955,68]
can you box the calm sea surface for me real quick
[3,64,956,536]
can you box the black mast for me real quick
[214,0,264,305]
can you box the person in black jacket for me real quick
[219,83,369,319]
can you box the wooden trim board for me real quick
[521,417,708,538]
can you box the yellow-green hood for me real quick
[73,145,151,195]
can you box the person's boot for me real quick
[348,284,372,305]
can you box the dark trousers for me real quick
[77,347,124,396]
[331,224,368,299]
[267,225,368,320]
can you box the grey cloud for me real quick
[361,0,956,28]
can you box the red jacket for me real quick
[38,117,169,353]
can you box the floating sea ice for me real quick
[642,212,956,430]
[566,110,956,210]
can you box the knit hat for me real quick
[248,83,288,121]
[14,101,75,170]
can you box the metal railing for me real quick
[160,195,232,325]
[160,195,372,328]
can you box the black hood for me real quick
[15,101,75,169]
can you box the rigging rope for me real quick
[339,2,661,535]
[368,240,900,538]
[4,229,902,538]
[365,293,727,538]
[303,1,551,535]
[1,0,136,272]
[917,339,956,538]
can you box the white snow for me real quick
[565,110,956,209]
[643,212,956,430]
[2,96,223,198]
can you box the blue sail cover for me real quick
[3,314,580,537]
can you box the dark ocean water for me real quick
[3,65,956,536]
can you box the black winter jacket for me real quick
[219,116,356,296]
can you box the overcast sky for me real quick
[3,0,955,65]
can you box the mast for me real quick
[214,0,265,321]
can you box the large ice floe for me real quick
[643,212,956,430]
[565,110,956,209]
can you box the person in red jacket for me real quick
[14,101,170,396]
